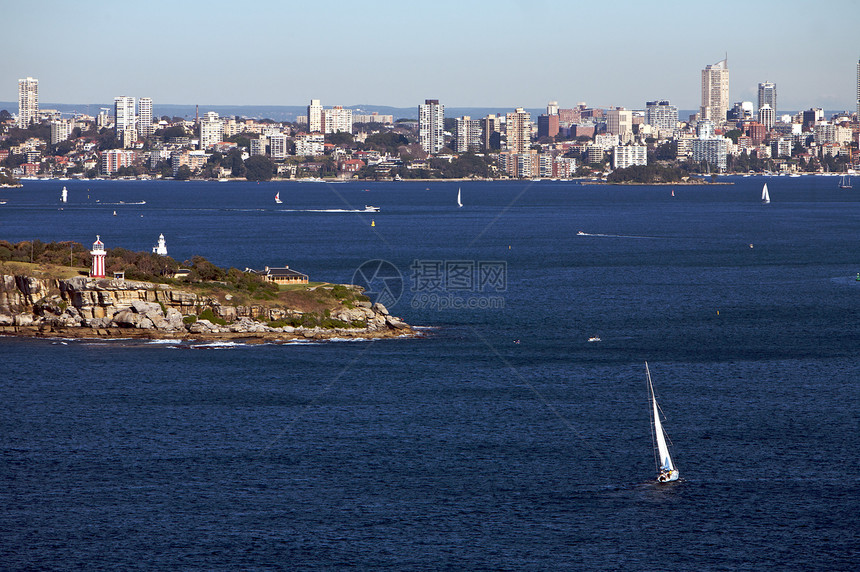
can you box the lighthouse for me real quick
[152,233,168,256]
[90,235,106,278]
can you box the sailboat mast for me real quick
[646,362,660,473]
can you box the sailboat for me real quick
[671,189,675,197]
[60,186,68,203]
[646,362,679,483]
[838,175,852,189]
[457,187,463,208]
[761,183,770,204]
[274,191,282,204]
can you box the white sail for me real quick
[457,188,463,207]
[761,183,770,204]
[647,363,678,481]
[275,192,282,204]
[60,186,68,203]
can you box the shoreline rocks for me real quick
[0,273,414,343]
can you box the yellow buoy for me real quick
[371,220,375,227]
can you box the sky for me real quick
[2,0,859,112]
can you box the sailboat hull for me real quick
[657,469,680,483]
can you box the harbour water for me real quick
[1,177,858,569]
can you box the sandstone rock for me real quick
[356,300,372,309]
[372,302,389,315]
[131,300,163,316]
[112,310,141,328]
[188,319,220,334]
[385,316,409,330]
[13,313,34,326]
[0,313,13,326]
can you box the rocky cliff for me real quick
[0,274,411,341]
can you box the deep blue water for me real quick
[1,177,859,570]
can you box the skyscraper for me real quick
[17,77,39,128]
[758,104,775,130]
[505,108,532,154]
[323,106,353,134]
[700,58,730,123]
[419,99,445,154]
[856,60,860,118]
[308,99,322,133]
[114,96,136,146]
[138,97,153,138]
[758,82,776,114]
[199,111,223,149]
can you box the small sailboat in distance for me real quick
[275,191,282,204]
[761,183,770,204]
[457,187,463,208]
[838,174,852,189]
[60,186,68,203]
[646,362,679,483]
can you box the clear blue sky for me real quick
[2,0,858,111]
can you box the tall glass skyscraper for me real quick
[758,81,777,115]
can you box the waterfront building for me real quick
[101,148,135,175]
[505,108,532,154]
[114,96,136,147]
[138,97,153,138]
[250,136,266,157]
[308,99,323,133]
[758,104,775,130]
[586,145,606,164]
[454,116,482,153]
[17,77,39,128]
[691,137,728,170]
[199,111,223,149]
[645,100,678,131]
[323,106,353,135]
[758,82,776,115]
[419,99,445,154]
[613,144,647,169]
[700,58,730,123]
[295,133,325,156]
[90,236,106,278]
[606,107,632,137]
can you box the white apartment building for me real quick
[295,133,325,156]
[645,100,678,131]
[114,96,136,147]
[18,77,39,128]
[613,144,647,169]
[138,97,153,138]
[323,106,353,134]
[199,111,223,149]
[269,133,288,159]
[308,99,323,133]
[758,104,775,130]
[50,119,73,145]
[419,99,445,154]
[454,116,482,153]
[691,137,728,170]
[250,137,266,157]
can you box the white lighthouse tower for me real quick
[152,233,168,256]
[90,235,106,278]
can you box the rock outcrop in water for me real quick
[0,273,412,342]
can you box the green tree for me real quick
[244,155,274,181]
[175,165,193,180]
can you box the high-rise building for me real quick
[114,96,137,146]
[537,114,559,139]
[199,111,223,149]
[613,144,648,169]
[269,133,288,159]
[606,107,632,136]
[138,97,153,138]
[856,60,860,118]
[454,116,482,153]
[700,58,730,123]
[323,106,353,134]
[50,119,73,145]
[308,99,323,133]
[645,100,679,131]
[758,104,775,130]
[757,82,776,115]
[17,77,39,128]
[505,107,532,154]
[419,99,445,154]
[482,114,501,151]
[546,101,559,116]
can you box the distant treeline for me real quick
[606,164,689,184]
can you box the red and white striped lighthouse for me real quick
[90,235,106,278]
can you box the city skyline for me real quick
[1,0,858,112]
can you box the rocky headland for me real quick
[0,272,412,343]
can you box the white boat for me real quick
[587,336,601,343]
[112,210,116,216]
[457,188,463,208]
[275,192,282,204]
[364,205,380,212]
[646,362,679,483]
[60,186,68,203]
[839,175,852,189]
[761,183,770,204]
